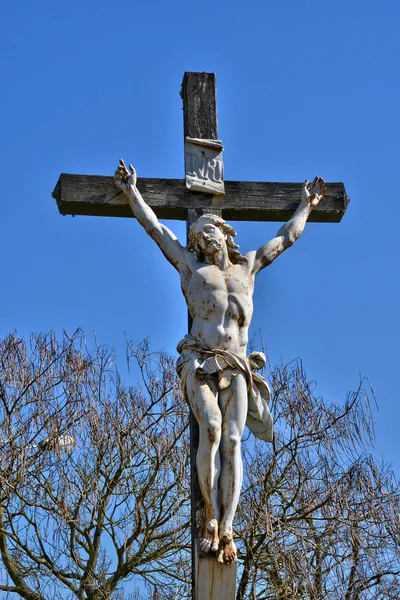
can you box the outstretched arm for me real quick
[251,177,326,274]
[115,160,184,271]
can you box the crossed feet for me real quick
[199,519,237,565]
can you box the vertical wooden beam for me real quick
[181,72,218,140]
[181,72,236,600]
[182,71,219,598]
[195,541,237,600]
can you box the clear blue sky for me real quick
[1,1,399,472]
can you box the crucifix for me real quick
[53,72,348,600]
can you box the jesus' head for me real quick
[187,214,247,264]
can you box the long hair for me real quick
[187,214,247,264]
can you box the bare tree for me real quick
[1,333,399,599]
[0,331,190,599]
[236,361,400,600]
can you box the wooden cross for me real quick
[53,72,348,600]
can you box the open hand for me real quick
[301,177,326,207]
[114,159,137,193]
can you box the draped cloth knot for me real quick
[176,335,273,442]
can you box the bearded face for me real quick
[194,220,227,258]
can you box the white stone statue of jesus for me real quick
[115,160,325,565]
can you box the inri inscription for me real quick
[185,137,224,195]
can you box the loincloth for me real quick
[176,335,273,442]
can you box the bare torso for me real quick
[180,256,255,356]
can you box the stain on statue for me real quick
[115,159,325,565]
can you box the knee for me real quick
[223,431,241,453]
[206,419,221,445]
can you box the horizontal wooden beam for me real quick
[53,174,349,223]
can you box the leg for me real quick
[185,368,221,552]
[217,371,248,564]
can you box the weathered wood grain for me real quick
[195,541,237,600]
[182,72,218,140]
[53,173,348,223]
